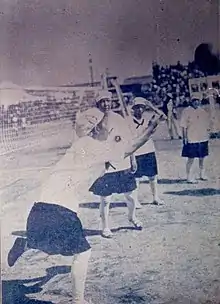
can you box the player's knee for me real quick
[187,158,194,164]
[100,196,111,206]
[101,201,110,208]
[124,191,133,199]
[72,248,92,264]
[149,175,157,182]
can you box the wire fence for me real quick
[0,87,100,155]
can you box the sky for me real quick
[0,0,219,86]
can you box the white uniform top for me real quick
[40,135,127,212]
[132,111,155,156]
[104,111,131,172]
[180,106,210,143]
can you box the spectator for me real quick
[162,93,182,140]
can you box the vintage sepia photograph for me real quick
[1,1,220,303]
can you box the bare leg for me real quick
[186,158,196,183]
[132,179,142,209]
[124,192,142,228]
[71,248,91,304]
[173,118,182,138]
[99,196,113,238]
[199,157,208,180]
[149,175,162,204]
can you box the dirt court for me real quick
[1,120,220,304]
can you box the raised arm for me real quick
[124,114,162,158]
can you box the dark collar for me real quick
[133,118,144,128]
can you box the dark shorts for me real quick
[26,202,91,256]
[89,170,137,197]
[134,152,158,178]
[181,141,209,158]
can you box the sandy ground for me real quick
[1,119,220,304]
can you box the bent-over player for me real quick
[8,107,162,304]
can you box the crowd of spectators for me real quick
[140,61,207,107]
[0,91,95,130]
[0,99,75,129]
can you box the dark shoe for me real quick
[8,237,27,267]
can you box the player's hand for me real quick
[130,155,137,174]
[130,163,137,174]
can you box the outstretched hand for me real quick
[130,154,137,174]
